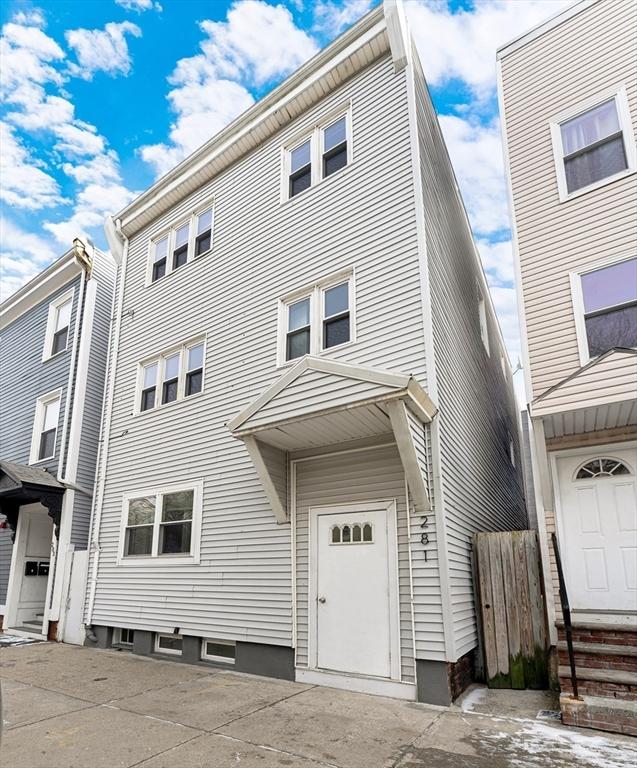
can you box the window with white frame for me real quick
[114,628,135,646]
[43,290,73,359]
[285,109,351,200]
[509,438,516,467]
[149,204,214,283]
[552,88,635,199]
[201,639,235,664]
[138,338,205,413]
[279,271,354,363]
[121,482,202,561]
[155,634,182,655]
[30,390,61,463]
[573,256,637,359]
[478,293,490,356]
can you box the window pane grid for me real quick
[124,489,196,558]
[140,343,204,411]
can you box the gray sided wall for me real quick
[0,276,81,470]
[0,515,11,607]
[294,444,415,683]
[70,252,116,548]
[413,52,527,661]
[87,53,439,650]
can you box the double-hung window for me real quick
[572,256,637,361]
[121,482,202,563]
[149,202,214,283]
[279,270,354,364]
[551,87,636,200]
[138,338,205,413]
[30,390,61,463]
[478,292,490,356]
[43,290,73,360]
[284,108,351,200]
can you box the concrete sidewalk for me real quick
[1,641,635,768]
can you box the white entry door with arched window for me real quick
[554,444,637,613]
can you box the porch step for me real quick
[560,693,637,737]
[558,641,637,657]
[20,620,43,632]
[557,622,637,647]
[558,666,637,701]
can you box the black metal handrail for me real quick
[551,532,580,699]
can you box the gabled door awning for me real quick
[529,348,637,439]
[227,357,438,523]
[0,460,65,539]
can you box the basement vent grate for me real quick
[536,710,562,721]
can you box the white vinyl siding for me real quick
[414,54,526,659]
[87,53,430,647]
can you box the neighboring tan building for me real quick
[0,242,116,644]
[498,0,637,734]
[84,0,525,706]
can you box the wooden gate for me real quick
[474,530,549,689]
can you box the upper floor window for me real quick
[551,87,636,201]
[572,256,637,361]
[278,270,354,364]
[284,108,351,200]
[478,291,490,356]
[43,290,73,360]
[30,389,61,463]
[137,338,205,413]
[120,481,202,564]
[149,203,214,284]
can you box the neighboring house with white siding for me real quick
[85,0,525,706]
[498,0,637,733]
[0,241,116,645]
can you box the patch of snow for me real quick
[480,720,637,768]
[459,686,488,712]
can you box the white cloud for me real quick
[115,0,162,11]
[0,21,65,100]
[438,114,509,236]
[0,217,59,301]
[407,0,574,98]
[313,0,372,36]
[140,0,317,177]
[62,150,121,185]
[477,238,515,286]
[0,122,62,210]
[65,21,141,80]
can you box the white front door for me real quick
[6,504,53,630]
[556,446,637,612]
[312,502,398,679]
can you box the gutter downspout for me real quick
[84,217,128,635]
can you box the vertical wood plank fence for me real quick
[474,530,549,689]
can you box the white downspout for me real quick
[84,218,128,632]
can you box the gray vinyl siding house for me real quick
[86,1,525,705]
[0,243,115,642]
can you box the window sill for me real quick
[276,340,356,370]
[42,348,69,364]
[28,456,56,467]
[133,389,205,418]
[280,162,355,207]
[117,553,199,567]
[558,167,636,203]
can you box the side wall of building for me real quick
[414,52,527,660]
[499,0,637,401]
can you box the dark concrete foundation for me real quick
[416,651,475,706]
[235,641,295,681]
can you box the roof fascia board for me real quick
[384,0,409,72]
[118,8,386,236]
[0,251,80,331]
[497,0,600,60]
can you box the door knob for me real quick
[318,596,326,603]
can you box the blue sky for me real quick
[0,0,574,394]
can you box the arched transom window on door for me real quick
[575,457,632,480]
[330,523,373,544]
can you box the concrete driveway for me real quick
[1,641,635,768]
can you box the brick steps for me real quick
[558,643,637,673]
[560,694,637,737]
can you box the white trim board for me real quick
[295,668,416,700]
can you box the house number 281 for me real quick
[420,515,430,562]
